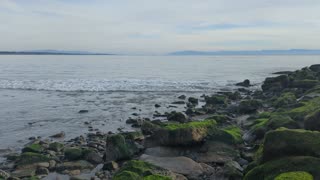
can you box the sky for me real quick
[0,0,320,54]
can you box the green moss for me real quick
[258,112,272,119]
[49,142,64,152]
[143,175,172,180]
[273,92,296,108]
[285,97,320,121]
[275,171,313,180]
[113,160,172,180]
[222,126,243,144]
[64,147,83,161]
[267,115,299,129]
[205,95,228,105]
[18,152,50,166]
[244,156,320,180]
[22,143,44,153]
[113,171,142,180]
[105,134,139,161]
[162,120,217,130]
[122,131,144,141]
[262,128,320,162]
[208,126,243,145]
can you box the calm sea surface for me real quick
[0,55,319,152]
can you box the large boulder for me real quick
[262,75,289,92]
[310,64,320,72]
[261,128,320,162]
[167,111,188,123]
[104,134,139,162]
[237,100,262,114]
[272,92,297,108]
[304,110,320,131]
[244,156,320,180]
[145,120,217,146]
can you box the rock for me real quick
[103,161,119,171]
[112,160,174,180]
[125,118,146,127]
[244,156,320,180]
[178,95,186,100]
[261,128,320,162]
[305,109,320,131]
[35,167,49,176]
[310,64,320,72]
[22,143,44,153]
[273,92,297,108]
[204,95,227,105]
[224,161,243,179]
[262,75,289,92]
[188,97,198,105]
[17,152,51,167]
[78,110,89,113]
[104,134,139,162]
[272,71,293,75]
[290,80,319,89]
[237,100,262,114]
[49,160,56,169]
[48,142,64,152]
[155,104,161,108]
[56,160,94,172]
[171,101,185,105]
[147,120,217,146]
[139,154,207,179]
[236,79,251,87]
[64,147,83,161]
[83,151,103,164]
[11,168,35,178]
[167,111,188,123]
[0,170,10,179]
[50,131,65,139]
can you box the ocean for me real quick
[0,55,319,152]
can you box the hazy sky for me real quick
[0,0,320,54]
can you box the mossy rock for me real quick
[122,131,144,141]
[113,160,172,180]
[262,75,289,92]
[267,115,299,129]
[17,152,51,166]
[304,110,320,131]
[64,147,83,161]
[205,95,228,105]
[167,111,188,123]
[262,128,320,162]
[49,142,64,152]
[105,134,139,161]
[248,118,269,140]
[290,80,319,89]
[151,120,217,146]
[275,171,313,180]
[237,100,262,114]
[244,156,320,180]
[273,92,297,108]
[284,97,320,121]
[258,112,272,119]
[22,143,44,153]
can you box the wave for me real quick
[0,79,226,92]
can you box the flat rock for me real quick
[139,154,207,179]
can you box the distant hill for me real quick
[169,49,320,56]
[0,50,114,55]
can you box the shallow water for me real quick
[0,55,319,151]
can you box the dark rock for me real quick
[104,134,139,162]
[237,100,262,114]
[78,110,89,113]
[262,75,289,92]
[310,64,320,72]
[35,167,49,176]
[64,147,83,161]
[167,111,188,123]
[272,71,293,75]
[83,151,103,164]
[22,143,44,153]
[49,142,64,152]
[178,95,186,100]
[188,97,199,105]
[236,79,251,87]
[50,131,65,139]
[155,104,161,108]
[304,109,320,131]
[171,101,185,105]
[204,95,227,105]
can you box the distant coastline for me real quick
[169,49,320,56]
[0,50,114,55]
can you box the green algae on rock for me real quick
[275,171,313,180]
[244,156,320,180]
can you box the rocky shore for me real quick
[1,64,320,180]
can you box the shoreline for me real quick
[1,64,320,179]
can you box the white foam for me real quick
[0,79,222,92]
